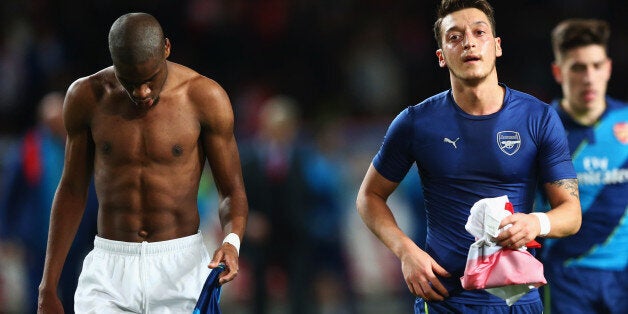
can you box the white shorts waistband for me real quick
[93,231,204,255]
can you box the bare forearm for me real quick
[546,202,581,237]
[357,193,417,260]
[545,178,582,238]
[39,190,87,290]
[218,191,248,238]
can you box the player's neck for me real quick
[561,98,606,126]
[452,81,505,116]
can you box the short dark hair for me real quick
[551,18,610,63]
[108,12,166,65]
[433,0,496,49]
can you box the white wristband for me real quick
[222,233,241,254]
[531,212,551,237]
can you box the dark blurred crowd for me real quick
[2,0,628,313]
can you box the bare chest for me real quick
[90,104,201,164]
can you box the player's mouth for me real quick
[463,55,481,63]
[582,89,597,102]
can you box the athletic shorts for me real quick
[74,232,211,314]
[415,298,543,314]
[545,262,628,314]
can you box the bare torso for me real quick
[86,63,205,242]
[39,19,246,312]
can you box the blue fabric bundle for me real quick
[193,264,226,314]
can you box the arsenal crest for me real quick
[497,131,521,156]
[613,122,628,144]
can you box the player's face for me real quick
[114,57,168,110]
[435,8,502,85]
[552,45,610,113]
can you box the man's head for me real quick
[258,95,300,145]
[551,19,611,114]
[109,12,167,65]
[108,12,171,108]
[433,0,501,84]
[433,0,496,50]
[551,19,609,65]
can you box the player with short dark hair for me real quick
[37,12,248,313]
[356,1,582,313]
[540,18,628,314]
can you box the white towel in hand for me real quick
[461,195,547,306]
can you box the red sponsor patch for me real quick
[613,122,628,144]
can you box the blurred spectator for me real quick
[240,95,356,314]
[239,95,311,313]
[305,116,357,314]
[0,92,98,313]
[239,95,313,314]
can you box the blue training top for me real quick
[540,97,628,271]
[373,84,576,305]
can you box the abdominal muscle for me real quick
[94,161,202,242]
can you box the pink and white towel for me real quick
[460,195,547,306]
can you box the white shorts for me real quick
[74,232,211,314]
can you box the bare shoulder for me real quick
[188,70,230,108]
[171,63,233,130]
[64,67,115,132]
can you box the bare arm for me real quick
[38,78,95,312]
[195,78,248,284]
[356,164,449,301]
[497,178,581,248]
[541,178,582,236]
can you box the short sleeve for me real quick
[372,108,415,182]
[537,106,576,183]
